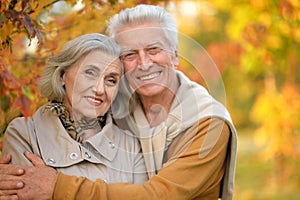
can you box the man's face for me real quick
[115,22,179,98]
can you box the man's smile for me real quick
[138,71,161,81]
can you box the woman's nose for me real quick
[94,80,105,95]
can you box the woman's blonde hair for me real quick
[38,33,120,102]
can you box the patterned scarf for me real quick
[44,101,106,143]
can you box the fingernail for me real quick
[17,169,25,174]
[12,195,19,200]
[3,154,10,159]
[16,182,24,188]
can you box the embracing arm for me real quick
[0,152,57,200]
[53,118,232,200]
[0,118,232,200]
[0,154,25,200]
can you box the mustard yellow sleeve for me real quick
[53,118,230,200]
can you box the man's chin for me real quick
[135,85,164,97]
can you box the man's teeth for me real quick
[139,72,160,80]
[87,97,101,103]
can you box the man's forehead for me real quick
[115,27,167,49]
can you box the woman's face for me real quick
[61,50,122,120]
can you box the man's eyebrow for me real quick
[121,42,163,52]
[121,48,135,52]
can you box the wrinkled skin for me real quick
[0,152,57,200]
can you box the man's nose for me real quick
[137,49,152,70]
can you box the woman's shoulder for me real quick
[5,103,59,136]
[112,123,141,151]
[6,113,35,131]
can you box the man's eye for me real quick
[147,46,162,55]
[122,52,137,61]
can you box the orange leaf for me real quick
[13,94,33,118]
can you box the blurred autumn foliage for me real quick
[0,0,300,199]
[0,0,140,131]
[173,0,300,198]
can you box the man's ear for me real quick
[173,50,180,68]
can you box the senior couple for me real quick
[0,4,237,200]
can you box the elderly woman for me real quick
[2,33,148,184]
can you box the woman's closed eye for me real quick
[105,77,118,86]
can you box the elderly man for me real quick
[0,4,237,200]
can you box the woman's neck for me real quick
[82,128,99,140]
[73,116,105,140]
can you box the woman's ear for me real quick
[61,72,66,87]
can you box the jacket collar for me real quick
[84,113,119,162]
[32,105,118,167]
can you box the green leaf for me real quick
[22,86,35,101]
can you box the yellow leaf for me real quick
[266,34,282,50]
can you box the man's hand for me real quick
[0,152,57,200]
[0,154,25,199]
[0,154,25,187]
[17,152,58,200]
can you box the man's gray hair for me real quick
[107,4,178,51]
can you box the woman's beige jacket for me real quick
[3,104,148,184]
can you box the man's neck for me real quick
[139,81,180,127]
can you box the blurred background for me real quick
[0,0,299,199]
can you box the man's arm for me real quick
[0,152,57,200]
[0,118,232,200]
[53,118,231,200]
[0,154,24,199]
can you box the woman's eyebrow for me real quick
[83,64,101,71]
[107,71,121,77]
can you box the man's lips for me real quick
[138,71,161,81]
